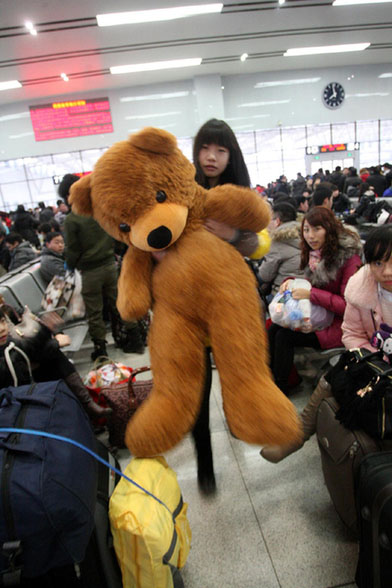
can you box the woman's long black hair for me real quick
[193,119,251,188]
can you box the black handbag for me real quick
[325,348,392,440]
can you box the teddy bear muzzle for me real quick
[130,202,188,252]
[147,225,172,249]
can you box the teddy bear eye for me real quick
[119,222,130,233]
[156,190,167,203]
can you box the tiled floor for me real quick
[74,338,359,588]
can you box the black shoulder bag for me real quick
[325,348,392,440]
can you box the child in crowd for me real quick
[261,224,392,462]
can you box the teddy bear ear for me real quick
[69,174,93,216]
[128,126,177,155]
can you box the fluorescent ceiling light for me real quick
[346,92,390,97]
[111,58,202,75]
[379,72,392,78]
[97,4,223,26]
[25,20,37,35]
[0,80,22,91]
[0,112,29,122]
[284,43,370,56]
[238,99,291,107]
[120,91,189,102]
[125,111,181,120]
[9,132,34,140]
[333,0,392,5]
[255,77,320,88]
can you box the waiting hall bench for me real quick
[0,259,88,354]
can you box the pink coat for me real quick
[342,265,383,351]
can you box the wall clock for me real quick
[322,82,345,109]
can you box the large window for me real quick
[0,118,391,211]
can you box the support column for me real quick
[193,75,225,128]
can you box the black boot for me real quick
[121,323,145,354]
[91,339,108,361]
[64,372,112,420]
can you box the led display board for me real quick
[306,142,360,155]
[29,97,113,141]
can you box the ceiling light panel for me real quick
[97,4,223,26]
[110,58,202,75]
[333,0,392,5]
[284,43,370,56]
[255,77,321,88]
[0,80,22,91]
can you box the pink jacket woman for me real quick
[342,264,383,351]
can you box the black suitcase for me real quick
[18,440,122,588]
[355,451,392,588]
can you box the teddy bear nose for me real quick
[147,225,172,249]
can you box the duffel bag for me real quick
[109,456,191,588]
[0,380,97,583]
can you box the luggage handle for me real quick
[0,427,174,518]
[128,366,152,391]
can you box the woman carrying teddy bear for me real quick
[190,118,268,494]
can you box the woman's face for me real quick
[0,317,9,345]
[370,256,392,292]
[198,143,230,187]
[303,220,327,250]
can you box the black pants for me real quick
[32,347,76,383]
[192,348,214,480]
[268,323,321,393]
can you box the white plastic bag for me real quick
[268,278,333,332]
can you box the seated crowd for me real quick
[0,151,392,463]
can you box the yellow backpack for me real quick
[109,456,191,588]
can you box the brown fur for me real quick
[69,127,302,456]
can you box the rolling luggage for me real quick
[316,396,381,534]
[355,452,392,588]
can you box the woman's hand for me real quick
[291,288,311,300]
[279,279,293,293]
[55,333,71,347]
[204,218,236,242]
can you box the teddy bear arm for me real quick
[117,247,152,320]
[204,184,271,232]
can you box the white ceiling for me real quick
[1,0,392,107]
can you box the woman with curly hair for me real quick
[266,206,362,396]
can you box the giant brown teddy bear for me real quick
[69,127,302,456]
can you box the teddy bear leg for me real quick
[209,316,302,447]
[125,306,207,457]
[192,348,216,495]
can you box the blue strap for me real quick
[0,427,171,515]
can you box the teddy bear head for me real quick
[69,127,206,252]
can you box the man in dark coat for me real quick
[5,233,37,271]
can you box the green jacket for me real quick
[64,211,115,271]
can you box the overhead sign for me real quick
[30,97,113,141]
[306,142,360,155]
